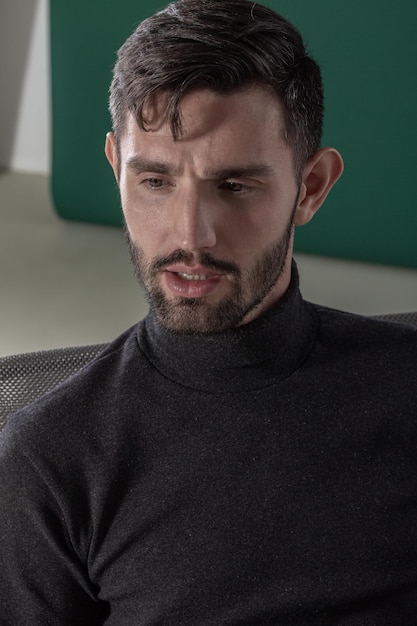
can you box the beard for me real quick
[125,205,296,335]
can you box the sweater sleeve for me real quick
[0,419,108,625]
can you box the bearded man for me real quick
[1,1,416,624]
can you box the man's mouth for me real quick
[163,268,224,298]
[176,272,211,281]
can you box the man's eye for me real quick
[143,177,166,189]
[220,181,249,193]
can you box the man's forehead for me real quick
[123,86,287,145]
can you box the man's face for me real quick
[106,87,304,333]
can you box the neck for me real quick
[136,261,319,393]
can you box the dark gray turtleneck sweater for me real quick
[0,266,416,624]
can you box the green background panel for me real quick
[50,1,417,267]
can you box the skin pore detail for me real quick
[124,208,297,333]
[106,86,343,333]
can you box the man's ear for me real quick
[293,147,344,226]
[105,132,120,183]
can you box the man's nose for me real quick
[170,187,217,251]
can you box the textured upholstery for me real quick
[371,312,417,326]
[0,344,106,431]
[1,312,417,433]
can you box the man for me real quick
[0,0,416,623]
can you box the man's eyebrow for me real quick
[126,157,275,179]
[207,164,275,179]
[126,156,178,175]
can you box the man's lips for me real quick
[176,271,214,281]
[166,265,223,280]
[163,265,225,298]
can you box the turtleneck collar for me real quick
[136,261,318,394]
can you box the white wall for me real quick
[0,0,50,173]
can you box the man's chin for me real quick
[148,290,247,335]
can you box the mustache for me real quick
[149,249,240,276]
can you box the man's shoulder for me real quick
[0,323,145,451]
[308,302,417,369]
[312,302,417,336]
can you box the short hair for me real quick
[109,0,324,174]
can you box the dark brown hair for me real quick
[109,0,324,174]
